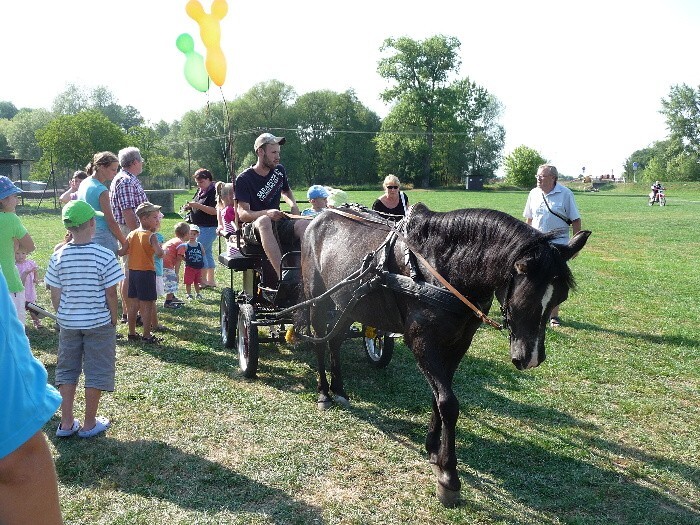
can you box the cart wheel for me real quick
[362,326,394,368]
[659,195,666,206]
[237,304,259,378]
[220,288,239,348]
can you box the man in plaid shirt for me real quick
[110,147,147,318]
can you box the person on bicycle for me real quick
[235,133,308,283]
[650,181,663,203]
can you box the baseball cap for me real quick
[254,133,286,152]
[62,200,103,228]
[189,224,200,232]
[0,176,22,200]
[135,202,162,218]
[307,185,329,200]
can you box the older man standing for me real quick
[523,164,582,327]
[110,147,148,320]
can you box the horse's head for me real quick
[500,230,591,370]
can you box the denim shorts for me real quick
[56,322,116,391]
[92,228,119,255]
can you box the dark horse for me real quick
[298,203,591,506]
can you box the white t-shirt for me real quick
[45,242,124,329]
[523,183,580,244]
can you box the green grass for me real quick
[18,182,700,524]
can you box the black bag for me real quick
[242,222,260,245]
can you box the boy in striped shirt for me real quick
[45,200,124,439]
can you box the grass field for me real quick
[18,182,700,524]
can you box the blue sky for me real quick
[2,0,699,178]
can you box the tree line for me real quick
[1,35,697,190]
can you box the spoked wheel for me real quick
[362,326,395,368]
[237,304,259,378]
[220,288,239,348]
[659,195,666,206]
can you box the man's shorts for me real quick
[55,323,116,391]
[163,267,179,294]
[128,269,157,301]
[184,266,202,286]
[244,218,297,252]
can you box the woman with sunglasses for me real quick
[372,174,409,218]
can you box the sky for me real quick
[2,0,699,178]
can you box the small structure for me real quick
[465,176,484,191]
[144,189,188,214]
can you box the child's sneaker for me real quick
[170,296,185,305]
[196,293,204,300]
[163,300,181,309]
[187,294,194,300]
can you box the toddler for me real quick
[152,212,165,331]
[15,250,42,329]
[216,181,236,239]
[177,224,205,300]
[162,222,190,308]
[302,185,329,217]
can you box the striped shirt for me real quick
[44,242,124,330]
[109,170,147,225]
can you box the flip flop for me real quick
[56,418,81,438]
[78,416,110,438]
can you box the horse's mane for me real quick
[406,203,575,289]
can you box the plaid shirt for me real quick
[109,170,147,225]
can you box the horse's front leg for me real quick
[315,342,333,410]
[328,335,349,407]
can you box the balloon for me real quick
[186,0,228,87]
[176,33,210,92]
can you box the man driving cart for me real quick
[235,133,309,285]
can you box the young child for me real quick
[122,202,164,343]
[15,249,42,329]
[177,224,205,300]
[162,222,190,308]
[45,200,124,438]
[215,181,236,239]
[0,176,35,319]
[152,212,165,331]
[302,185,330,217]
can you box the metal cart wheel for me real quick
[220,288,239,348]
[237,304,259,378]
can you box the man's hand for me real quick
[266,209,286,221]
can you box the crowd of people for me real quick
[0,130,585,520]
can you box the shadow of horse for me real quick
[48,435,323,523]
[332,348,699,523]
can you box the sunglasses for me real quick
[386,185,399,189]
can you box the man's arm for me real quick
[571,218,581,235]
[236,201,285,223]
[281,189,300,215]
[123,208,140,231]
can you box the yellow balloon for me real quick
[186,0,228,86]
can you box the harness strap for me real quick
[325,207,502,330]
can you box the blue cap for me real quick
[307,185,329,200]
[0,176,22,200]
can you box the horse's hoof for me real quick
[436,482,460,508]
[334,395,350,408]
[317,400,333,411]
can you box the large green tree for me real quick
[4,109,53,162]
[35,110,126,180]
[0,101,19,120]
[503,145,547,188]
[53,84,144,131]
[376,35,503,188]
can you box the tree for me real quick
[377,35,503,188]
[0,101,18,120]
[503,146,547,188]
[660,84,700,156]
[35,110,126,179]
[53,84,144,130]
[4,109,53,162]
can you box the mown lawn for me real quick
[18,182,699,524]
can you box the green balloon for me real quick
[176,33,210,92]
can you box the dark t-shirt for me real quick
[189,183,218,227]
[235,165,290,212]
[372,192,409,216]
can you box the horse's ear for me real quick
[557,230,592,261]
[514,259,529,274]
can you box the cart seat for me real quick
[218,248,263,271]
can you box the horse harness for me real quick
[324,205,510,333]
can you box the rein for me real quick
[325,207,503,330]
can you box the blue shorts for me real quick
[56,322,116,391]
[92,228,119,255]
[128,269,157,301]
